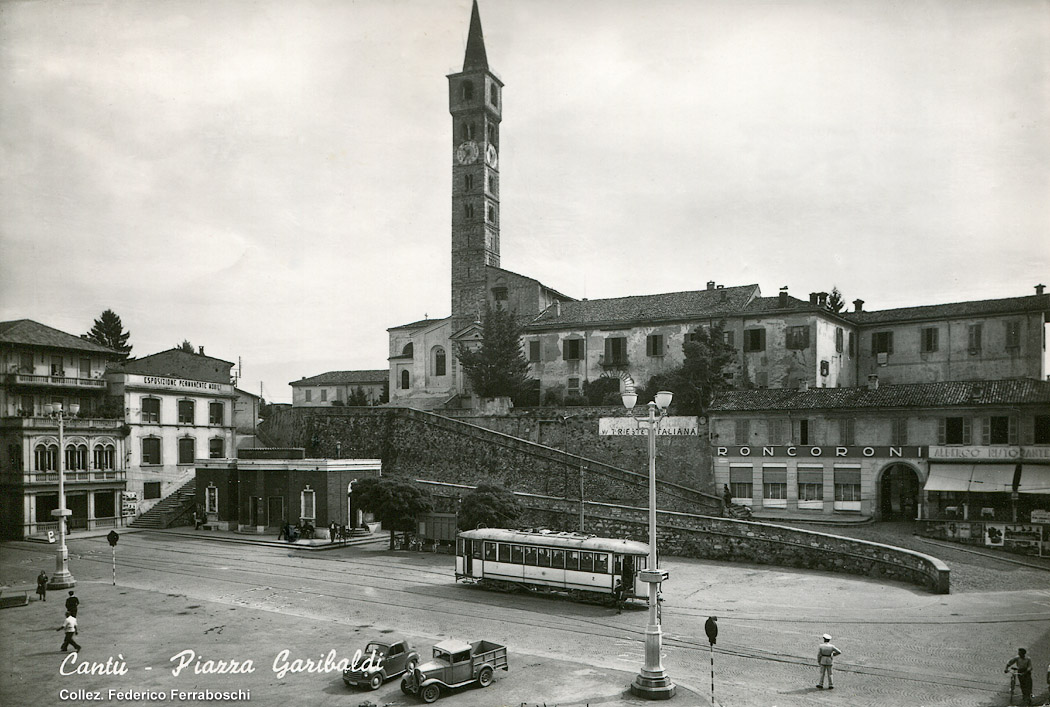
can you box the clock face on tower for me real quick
[485,143,498,168]
[456,141,480,165]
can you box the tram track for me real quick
[1,540,1028,696]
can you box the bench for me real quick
[0,590,30,609]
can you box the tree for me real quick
[826,286,845,313]
[638,322,736,416]
[177,340,195,353]
[455,302,533,399]
[346,386,370,406]
[457,484,523,530]
[84,309,132,355]
[582,376,622,406]
[352,477,433,549]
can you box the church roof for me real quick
[710,378,1050,412]
[463,0,488,71]
[0,319,120,355]
[527,284,761,329]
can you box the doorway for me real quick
[267,497,284,528]
[879,464,920,520]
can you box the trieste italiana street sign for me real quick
[598,417,699,436]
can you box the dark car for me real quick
[343,639,420,691]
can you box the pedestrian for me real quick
[65,590,79,618]
[816,634,841,690]
[722,484,732,507]
[36,571,48,602]
[329,521,337,544]
[613,580,626,615]
[277,521,286,540]
[56,611,81,652]
[1005,647,1033,706]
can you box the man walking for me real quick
[57,611,81,652]
[65,590,79,617]
[1005,647,1033,706]
[816,634,841,690]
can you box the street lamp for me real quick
[623,389,676,700]
[44,401,78,589]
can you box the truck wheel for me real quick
[400,678,411,695]
[368,672,383,690]
[478,666,494,687]
[421,684,441,703]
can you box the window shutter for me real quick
[887,332,894,354]
[937,418,946,445]
[871,333,877,353]
[1008,416,1018,445]
[981,417,990,445]
[646,336,653,357]
[604,338,613,361]
[962,417,972,444]
[759,328,766,351]
[1020,416,1034,445]
[564,341,571,361]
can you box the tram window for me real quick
[512,545,524,563]
[580,552,594,572]
[613,555,623,575]
[498,544,511,562]
[457,538,464,556]
[594,553,609,573]
[484,542,497,561]
[537,548,551,567]
[525,546,538,566]
[566,551,579,570]
[472,541,482,559]
[551,549,565,569]
[638,555,647,570]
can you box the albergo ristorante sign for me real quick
[716,446,926,458]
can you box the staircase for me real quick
[131,478,196,529]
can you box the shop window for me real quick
[762,468,787,501]
[209,402,224,425]
[94,491,115,519]
[798,480,823,501]
[209,438,224,459]
[144,482,161,500]
[141,397,160,424]
[563,339,582,361]
[433,347,447,377]
[1036,415,1050,444]
[35,493,58,521]
[939,417,971,445]
[142,437,161,465]
[921,327,939,353]
[734,419,750,445]
[646,334,665,357]
[786,325,810,350]
[983,416,1016,445]
[743,328,766,352]
[178,400,195,424]
[178,437,195,465]
[968,324,982,354]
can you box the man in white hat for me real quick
[816,634,841,690]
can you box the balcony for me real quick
[5,372,106,390]
[20,469,126,485]
[0,417,124,431]
[598,354,630,370]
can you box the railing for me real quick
[23,516,128,537]
[5,372,106,389]
[597,354,630,369]
[21,469,126,484]
[3,417,124,430]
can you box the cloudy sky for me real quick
[2,0,1047,402]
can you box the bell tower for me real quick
[448,0,502,333]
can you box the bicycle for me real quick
[1007,666,1017,705]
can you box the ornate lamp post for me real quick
[623,389,676,700]
[44,401,78,589]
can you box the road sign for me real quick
[107,530,119,546]
[598,416,699,436]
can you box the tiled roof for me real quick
[528,284,761,329]
[742,295,823,314]
[0,319,121,355]
[710,379,1050,412]
[388,316,449,331]
[290,370,388,386]
[488,266,575,303]
[114,349,234,385]
[842,293,1050,325]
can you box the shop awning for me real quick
[1018,465,1050,495]
[966,464,1018,494]
[924,464,974,492]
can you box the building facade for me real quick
[0,320,128,539]
[709,378,1050,521]
[387,3,1049,411]
[290,370,388,407]
[107,349,236,516]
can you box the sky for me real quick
[1,0,1048,403]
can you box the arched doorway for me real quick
[878,463,921,520]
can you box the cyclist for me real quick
[1005,647,1033,706]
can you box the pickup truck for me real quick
[400,639,508,703]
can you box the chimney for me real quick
[799,379,809,391]
[809,292,819,305]
[853,299,865,312]
[1037,284,1046,295]
[198,346,205,355]
[720,289,727,302]
[867,374,879,391]
[817,292,828,307]
[707,281,716,290]
[779,287,788,307]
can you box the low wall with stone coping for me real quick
[416,480,951,594]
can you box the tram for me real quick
[455,528,651,603]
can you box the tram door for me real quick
[621,555,635,594]
[464,540,473,576]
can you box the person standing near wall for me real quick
[816,634,841,690]
[36,571,48,601]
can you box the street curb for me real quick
[914,536,1050,572]
[136,528,390,551]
